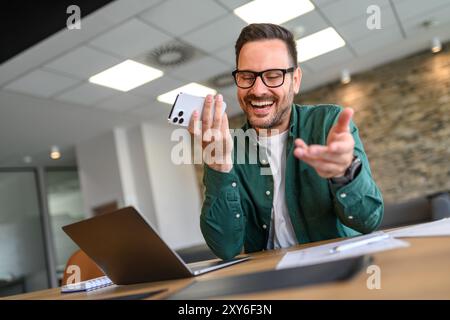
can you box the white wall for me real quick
[76,131,124,216]
[142,123,204,250]
[115,126,158,228]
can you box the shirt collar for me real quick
[288,103,298,137]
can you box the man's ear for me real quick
[293,66,302,94]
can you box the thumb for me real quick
[333,107,354,133]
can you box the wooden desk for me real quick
[4,237,450,300]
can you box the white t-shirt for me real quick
[258,130,298,249]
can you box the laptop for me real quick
[62,206,249,285]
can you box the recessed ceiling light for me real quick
[431,37,442,53]
[89,60,163,92]
[157,83,217,105]
[341,69,351,84]
[50,146,61,160]
[234,0,315,24]
[23,156,33,164]
[297,27,346,62]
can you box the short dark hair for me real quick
[235,23,298,67]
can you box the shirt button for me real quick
[231,182,237,188]
[340,193,347,198]
[235,214,240,218]
[348,216,354,220]
[266,190,271,196]
[262,224,267,229]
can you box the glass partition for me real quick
[45,168,85,282]
[0,169,48,296]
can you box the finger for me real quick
[202,94,214,131]
[222,113,233,164]
[333,107,354,134]
[222,112,232,146]
[300,144,347,161]
[202,95,214,142]
[188,110,200,136]
[329,139,354,154]
[294,146,309,159]
[306,144,328,157]
[298,157,345,178]
[295,142,350,162]
[294,138,307,149]
[212,94,223,130]
[295,147,349,166]
[221,111,230,135]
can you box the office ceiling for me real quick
[0,1,115,64]
[1,0,450,166]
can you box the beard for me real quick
[243,84,294,130]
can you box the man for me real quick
[188,23,383,260]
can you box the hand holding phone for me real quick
[184,93,233,173]
[168,92,227,127]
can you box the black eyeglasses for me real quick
[232,67,295,89]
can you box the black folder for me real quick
[167,255,370,300]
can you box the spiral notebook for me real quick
[61,276,114,293]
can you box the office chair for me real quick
[380,192,450,229]
[62,249,104,285]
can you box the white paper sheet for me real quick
[276,232,409,270]
[387,218,450,238]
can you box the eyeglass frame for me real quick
[231,67,296,89]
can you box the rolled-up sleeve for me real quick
[200,165,246,260]
[330,120,384,233]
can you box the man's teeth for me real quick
[251,101,274,107]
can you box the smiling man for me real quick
[188,23,384,260]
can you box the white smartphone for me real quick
[167,92,227,127]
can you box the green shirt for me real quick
[201,104,384,260]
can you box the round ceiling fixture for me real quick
[150,44,194,67]
[291,25,306,39]
[210,71,235,88]
[420,19,439,29]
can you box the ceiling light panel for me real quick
[234,0,315,24]
[89,60,163,92]
[297,27,346,62]
[157,82,217,105]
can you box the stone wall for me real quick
[195,43,450,204]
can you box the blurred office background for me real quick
[0,0,449,296]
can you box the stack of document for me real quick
[276,231,408,270]
[387,218,450,238]
[277,218,450,270]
